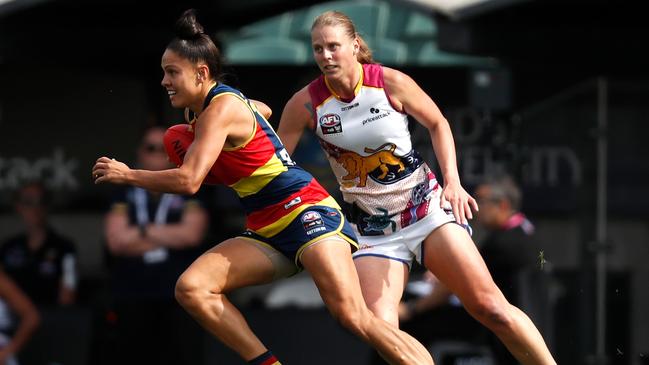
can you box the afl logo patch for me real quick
[301,211,325,235]
[319,113,343,135]
[301,211,322,223]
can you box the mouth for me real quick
[167,90,177,97]
[323,65,337,71]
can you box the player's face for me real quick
[311,25,358,79]
[161,49,202,109]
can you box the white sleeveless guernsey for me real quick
[308,63,444,237]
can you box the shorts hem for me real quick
[352,253,412,268]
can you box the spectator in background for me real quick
[0,270,40,365]
[100,125,209,365]
[396,174,548,365]
[0,181,78,307]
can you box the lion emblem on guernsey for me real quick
[336,143,405,187]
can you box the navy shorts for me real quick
[239,205,358,269]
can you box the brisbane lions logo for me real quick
[336,143,405,187]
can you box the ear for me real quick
[353,38,360,54]
[196,64,210,82]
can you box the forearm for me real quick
[126,168,198,195]
[429,119,460,184]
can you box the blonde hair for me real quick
[311,10,374,64]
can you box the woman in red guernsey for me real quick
[277,10,556,365]
[92,9,434,365]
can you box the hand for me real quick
[92,157,131,185]
[440,180,479,225]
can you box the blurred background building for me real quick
[0,0,648,364]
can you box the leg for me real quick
[174,238,277,361]
[355,256,409,326]
[301,238,433,365]
[423,224,556,365]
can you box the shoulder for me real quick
[382,66,415,91]
[289,85,311,106]
[283,85,313,117]
[200,89,249,126]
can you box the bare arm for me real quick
[250,99,272,120]
[383,67,478,224]
[276,86,313,154]
[93,95,246,195]
[0,272,40,360]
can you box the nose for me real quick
[161,74,169,87]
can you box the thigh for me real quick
[355,255,408,325]
[181,237,277,293]
[300,237,365,312]
[422,223,503,306]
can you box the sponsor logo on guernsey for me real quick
[319,113,343,134]
[341,102,359,111]
[284,196,302,209]
[302,211,325,235]
[362,108,389,125]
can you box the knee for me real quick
[466,294,514,332]
[175,270,217,311]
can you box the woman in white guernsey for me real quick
[277,10,556,365]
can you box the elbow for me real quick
[177,183,200,196]
[184,180,202,195]
[176,169,203,195]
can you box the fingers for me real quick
[92,157,114,183]
[464,200,474,221]
[442,187,476,225]
[452,198,463,225]
[468,195,479,213]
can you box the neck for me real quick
[190,81,218,116]
[327,63,361,100]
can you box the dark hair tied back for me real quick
[175,9,204,40]
[167,8,223,82]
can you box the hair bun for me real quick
[174,9,205,40]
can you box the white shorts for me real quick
[351,206,470,267]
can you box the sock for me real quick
[249,350,281,365]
